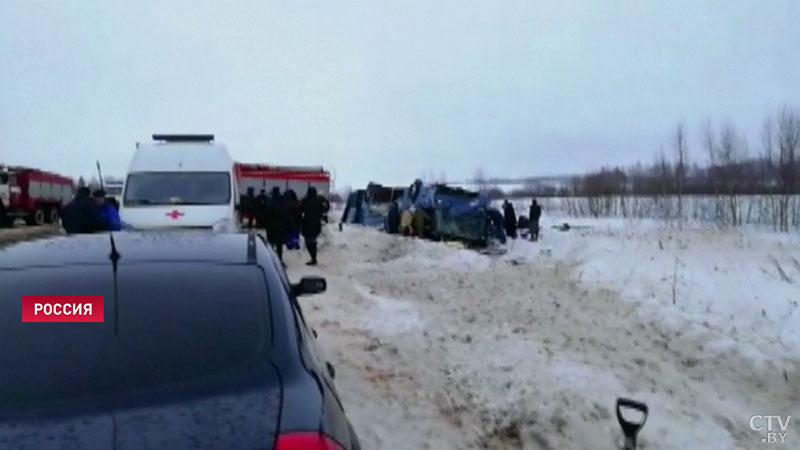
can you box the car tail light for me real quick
[274,432,345,450]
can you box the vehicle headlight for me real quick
[212,218,236,233]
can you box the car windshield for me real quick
[123,172,230,206]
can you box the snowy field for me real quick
[508,195,800,231]
[285,214,800,450]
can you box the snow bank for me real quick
[284,219,799,450]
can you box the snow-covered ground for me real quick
[0,225,61,247]
[284,215,800,450]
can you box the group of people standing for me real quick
[61,187,121,234]
[502,198,542,241]
[240,186,329,266]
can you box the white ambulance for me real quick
[119,134,240,231]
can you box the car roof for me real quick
[127,142,233,173]
[0,231,261,269]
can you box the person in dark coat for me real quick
[517,215,530,239]
[283,189,301,250]
[503,200,518,239]
[264,187,288,262]
[320,195,331,224]
[529,199,542,241]
[242,187,257,229]
[256,189,268,227]
[62,187,103,234]
[300,186,324,266]
[386,201,400,234]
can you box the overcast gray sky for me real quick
[1,0,798,188]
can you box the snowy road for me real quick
[285,218,799,450]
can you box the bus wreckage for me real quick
[341,179,506,247]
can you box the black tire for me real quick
[28,208,45,226]
[49,208,60,224]
[0,199,7,228]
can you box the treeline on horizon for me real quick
[494,105,800,200]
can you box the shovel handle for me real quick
[616,398,648,450]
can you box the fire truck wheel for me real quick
[0,201,7,228]
[48,208,59,224]
[27,208,45,226]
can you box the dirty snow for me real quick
[0,225,61,247]
[284,216,799,450]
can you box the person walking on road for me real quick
[264,187,288,263]
[256,189,268,227]
[529,199,542,242]
[300,186,324,266]
[242,187,257,229]
[503,200,517,239]
[283,189,301,250]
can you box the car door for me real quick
[267,254,343,405]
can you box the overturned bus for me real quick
[340,183,406,227]
[398,179,506,245]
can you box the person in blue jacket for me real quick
[93,189,121,231]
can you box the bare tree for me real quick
[777,107,800,231]
[702,119,717,165]
[650,148,673,221]
[420,169,434,184]
[718,123,737,225]
[673,122,689,226]
[473,167,488,193]
[717,122,749,226]
[762,116,775,166]
[761,115,779,228]
[700,120,727,224]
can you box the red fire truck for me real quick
[0,165,74,226]
[235,163,331,198]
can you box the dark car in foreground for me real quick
[0,231,360,449]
